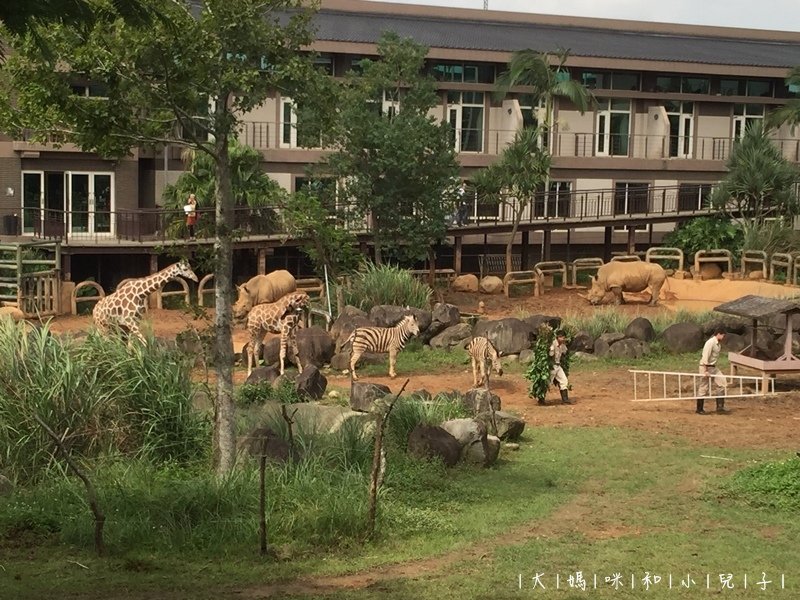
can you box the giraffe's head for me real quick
[174,260,198,282]
[285,292,310,314]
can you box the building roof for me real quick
[714,295,800,319]
[313,2,800,69]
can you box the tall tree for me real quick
[0,0,318,475]
[494,48,594,143]
[472,127,551,272]
[711,122,800,252]
[765,66,800,131]
[313,32,460,266]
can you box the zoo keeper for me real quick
[548,330,574,405]
[696,326,729,415]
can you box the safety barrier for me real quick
[694,249,733,278]
[645,247,684,273]
[154,277,191,309]
[610,254,641,262]
[532,260,567,292]
[741,250,767,279]
[71,281,105,315]
[770,252,794,283]
[567,257,604,287]
[479,254,521,279]
[197,274,215,307]
[502,270,542,298]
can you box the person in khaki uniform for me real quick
[547,330,573,405]
[697,327,729,414]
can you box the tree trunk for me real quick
[506,203,524,273]
[213,126,236,476]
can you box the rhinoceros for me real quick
[232,270,297,319]
[586,261,667,306]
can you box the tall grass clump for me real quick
[340,262,432,312]
[386,392,469,449]
[563,308,629,339]
[0,320,209,484]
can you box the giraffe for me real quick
[92,260,198,344]
[246,292,310,376]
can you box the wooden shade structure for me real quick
[714,295,800,387]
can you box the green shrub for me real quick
[721,457,800,512]
[386,392,469,450]
[235,379,303,406]
[0,321,209,484]
[663,216,743,263]
[339,262,432,312]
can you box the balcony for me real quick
[0,185,720,248]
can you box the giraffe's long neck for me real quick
[133,265,182,298]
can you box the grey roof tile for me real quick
[312,10,800,68]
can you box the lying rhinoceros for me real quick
[586,261,666,306]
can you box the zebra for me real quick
[465,336,503,388]
[347,314,420,380]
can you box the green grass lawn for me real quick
[2,425,796,600]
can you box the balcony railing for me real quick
[235,120,800,163]
[0,185,724,245]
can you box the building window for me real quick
[614,182,649,215]
[280,97,321,148]
[536,180,571,218]
[447,91,484,152]
[313,54,334,75]
[733,103,764,138]
[432,61,494,83]
[655,76,681,93]
[596,99,630,157]
[681,77,710,94]
[664,101,694,158]
[677,183,713,211]
[582,71,639,91]
[21,171,114,236]
[721,79,774,98]
[70,82,108,98]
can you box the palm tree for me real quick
[765,66,800,132]
[494,48,595,143]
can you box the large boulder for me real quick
[262,338,300,369]
[330,350,385,371]
[722,332,748,353]
[479,276,504,294]
[698,263,723,280]
[245,365,281,386]
[569,331,594,353]
[441,418,492,466]
[593,332,625,357]
[330,306,372,351]
[350,381,391,412]
[368,305,431,332]
[432,303,461,329]
[702,317,747,336]
[407,424,461,467]
[0,306,24,322]
[775,331,800,355]
[625,317,655,342]
[244,427,296,463]
[296,327,335,368]
[475,410,525,441]
[473,318,536,355]
[661,322,704,354]
[429,323,473,349]
[462,388,501,414]
[295,365,327,400]
[522,315,562,331]
[250,402,372,435]
[465,434,500,467]
[607,338,650,360]
[452,274,479,293]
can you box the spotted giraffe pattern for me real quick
[93,260,198,343]
[246,292,310,376]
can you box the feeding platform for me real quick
[714,294,800,388]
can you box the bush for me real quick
[235,379,303,406]
[662,216,743,263]
[385,392,469,450]
[721,457,800,512]
[339,262,432,312]
[0,321,209,484]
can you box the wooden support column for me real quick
[566,229,572,264]
[257,248,267,275]
[603,227,613,263]
[627,227,636,255]
[521,231,530,270]
[454,236,463,275]
[542,229,552,262]
[62,253,72,282]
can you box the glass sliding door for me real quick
[69,173,90,233]
[22,172,42,233]
[93,174,112,233]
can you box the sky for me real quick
[367,0,800,32]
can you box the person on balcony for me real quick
[184,193,198,240]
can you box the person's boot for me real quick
[560,389,574,405]
[696,398,706,414]
[715,398,730,414]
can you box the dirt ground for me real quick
[43,286,800,452]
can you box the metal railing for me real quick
[0,185,723,244]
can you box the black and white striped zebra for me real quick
[465,336,503,388]
[348,314,420,380]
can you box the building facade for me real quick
[2,0,800,285]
